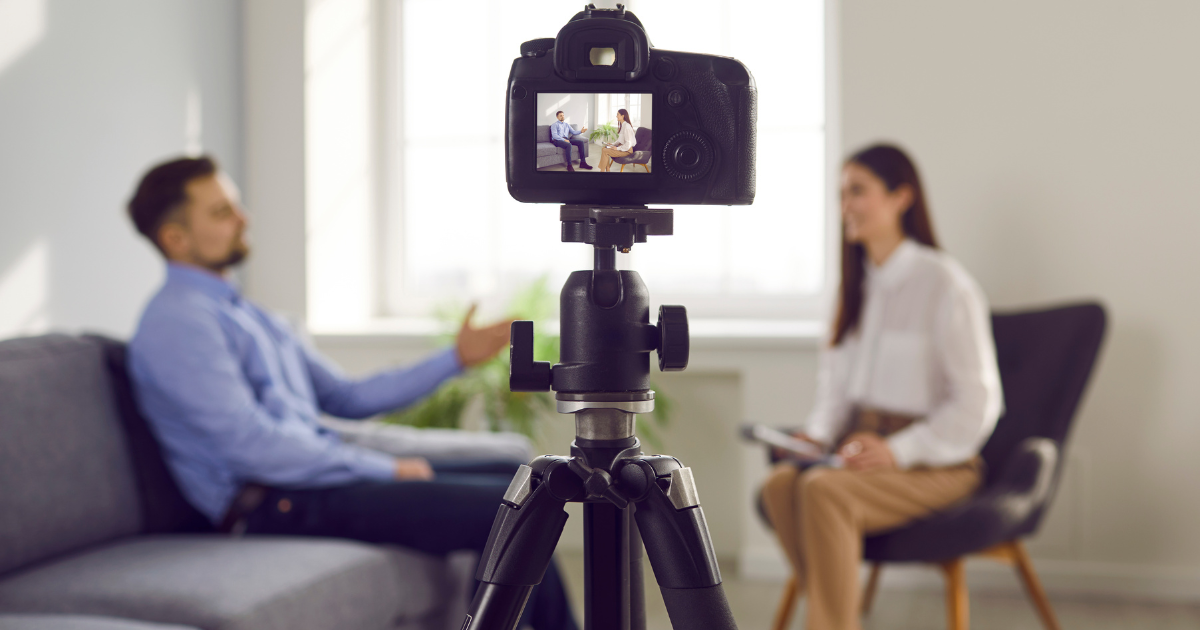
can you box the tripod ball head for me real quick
[508,206,690,394]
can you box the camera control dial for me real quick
[661,131,714,181]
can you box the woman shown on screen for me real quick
[599,108,636,172]
[759,144,1003,630]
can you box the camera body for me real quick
[505,5,756,206]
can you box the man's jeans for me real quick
[244,460,577,630]
[551,136,589,166]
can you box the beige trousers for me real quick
[760,460,982,630]
[600,146,632,171]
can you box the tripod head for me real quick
[509,205,690,439]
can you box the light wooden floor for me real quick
[537,151,650,173]
[555,551,1200,630]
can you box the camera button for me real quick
[667,89,687,108]
[511,86,528,100]
[654,57,677,81]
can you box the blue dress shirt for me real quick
[128,263,463,522]
[550,120,581,142]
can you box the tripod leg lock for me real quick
[501,464,534,507]
[475,464,574,585]
[634,473,723,588]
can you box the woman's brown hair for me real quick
[831,144,939,346]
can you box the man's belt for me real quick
[218,483,269,535]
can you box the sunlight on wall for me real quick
[185,84,203,155]
[0,0,45,75]
[0,240,50,338]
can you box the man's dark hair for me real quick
[127,156,218,254]
[556,111,564,117]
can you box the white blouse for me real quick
[805,239,1004,469]
[612,123,637,152]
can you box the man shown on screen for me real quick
[550,111,592,172]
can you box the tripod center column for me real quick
[575,408,636,441]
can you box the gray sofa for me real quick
[0,335,474,630]
[535,124,589,169]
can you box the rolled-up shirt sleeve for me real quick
[130,309,397,488]
[301,343,463,419]
[886,279,1003,469]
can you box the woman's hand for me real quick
[838,432,897,472]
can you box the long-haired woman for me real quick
[759,144,1003,630]
[599,108,637,172]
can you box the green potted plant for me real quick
[589,122,619,146]
[382,277,673,449]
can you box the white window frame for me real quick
[351,0,841,328]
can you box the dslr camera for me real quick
[506,4,757,205]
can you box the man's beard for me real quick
[221,244,249,268]
[203,238,249,272]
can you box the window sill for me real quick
[311,318,824,351]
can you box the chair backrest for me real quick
[632,126,652,152]
[979,303,1107,484]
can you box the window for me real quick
[370,0,829,322]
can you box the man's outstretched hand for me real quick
[456,304,515,368]
[394,457,434,481]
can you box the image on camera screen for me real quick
[535,92,653,174]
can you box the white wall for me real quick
[243,0,307,320]
[537,93,591,129]
[0,0,242,339]
[840,0,1200,597]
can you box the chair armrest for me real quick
[972,437,1059,536]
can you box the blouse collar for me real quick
[865,238,919,292]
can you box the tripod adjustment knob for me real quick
[510,321,552,391]
[656,305,690,371]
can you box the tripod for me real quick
[461,206,738,630]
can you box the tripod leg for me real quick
[464,461,576,630]
[633,463,738,630]
[582,502,647,630]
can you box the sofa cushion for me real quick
[0,615,198,630]
[0,535,453,630]
[0,335,142,576]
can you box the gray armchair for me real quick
[611,127,652,172]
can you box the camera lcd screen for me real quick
[535,92,653,174]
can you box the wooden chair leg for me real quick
[620,163,626,172]
[772,574,800,630]
[1011,541,1062,630]
[862,563,883,614]
[940,557,969,630]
